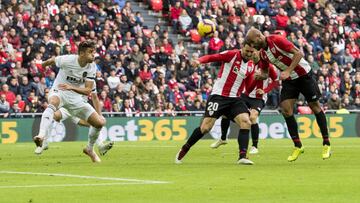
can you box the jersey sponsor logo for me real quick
[233,66,240,74]
[232,64,246,78]
[66,75,85,84]
[82,72,88,78]
[271,47,276,54]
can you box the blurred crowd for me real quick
[0,0,359,118]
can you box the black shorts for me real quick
[241,93,265,113]
[204,95,249,120]
[280,71,321,103]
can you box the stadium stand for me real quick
[0,0,359,118]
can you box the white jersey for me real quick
[53,55,96,98]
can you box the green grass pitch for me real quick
[0,138,359,203]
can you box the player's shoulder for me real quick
[267,34,286,42]
[57,54,78,62]
[88,62,97,71]
[220,49,240,56]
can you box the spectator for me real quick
[0,94,10,116]
[36,77,47,98]
[127,90,140,111]
[140,101,153,117]
[164,102,176,116]
[256,0,269,14]
[120,74,132,93]
[341,97,355,110]
[264,0,278,17]
[107,69,121,90]
[19,76,38,100]
[130,44,144,67]
[179,10,192,35]
[162,39,173,56]
[275,8,289,30]
[321,46,332,64]
[355,97,360,109]
[208,31,224,54]
[170,1,182,34]
[154,46,169,66]
[126,61,139,82]
[121,99,135,117]
[139,64,152,82]
[9,102,22,118]
[99,90,112,112]
[0,83,16,107]
[14,94,25,112]
[327,93,341,110]
[344,48,355,65]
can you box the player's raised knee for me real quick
[238,113,251,128]
[281,107,293,117]
[93,117,106,129]
[53,111,62,122]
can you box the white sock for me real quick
[38,105,56,138]
[95,127,105,147]
[88,126,101,149]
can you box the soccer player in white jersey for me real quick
[36,83,114,156]
[33,40,106,162]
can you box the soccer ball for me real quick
[197,19,216,37]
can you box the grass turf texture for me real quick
[0,138,359,203]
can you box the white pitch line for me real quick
[0,171,169,185]
[0,182,149,189]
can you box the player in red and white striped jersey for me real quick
[175,44,256,165]
[211,51,279,155]
[245,28,331,161]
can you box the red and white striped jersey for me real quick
[260,35,311,80]
[198,50,255,97]
[244,61,279,102]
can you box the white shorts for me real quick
[49,89,95,121]
[58,107,81,124]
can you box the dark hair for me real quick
[78,40,96,54]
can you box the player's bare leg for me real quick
[210,117,230,149]
[249,109,260,154]
[175,117,217,164]
[83,112,106,163]
[34,96,60,152]
[233,113,253,165]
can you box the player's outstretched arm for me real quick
[41,57,56,68]
[198,50,236,64]
[58,80,94,96]
[91,92,102,115]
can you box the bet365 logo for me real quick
[100,119,188,141]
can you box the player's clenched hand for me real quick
[280,70,290,80]
[256,89,265,95]
[191,59,200,67]
[254,69,267,80]
[58,83,72,91]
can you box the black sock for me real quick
[284,115,302,148]
[314,111,330,146]
[238,129,250,159]
[183,127,204,150]
[220,118,230,141]
[251,124,259,148]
